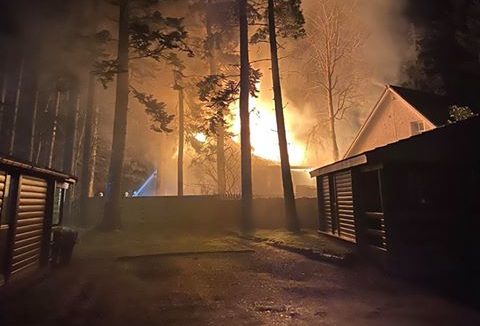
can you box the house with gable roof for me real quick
[344,85,455,159]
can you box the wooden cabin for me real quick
[310,117,480,277]
[0,155,75,288]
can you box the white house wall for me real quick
[347,92,435,157]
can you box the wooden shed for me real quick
[0,155,75,287]
[310,117,480,277]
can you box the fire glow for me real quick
[230,91,306,165]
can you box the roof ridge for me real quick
[388,85,449,98]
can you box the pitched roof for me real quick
[0,154,76,182]
[389,85,453,126]
[343,85,455,159]
[312,115,480,177]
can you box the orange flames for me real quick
[194,86,306,166]
[230,89,306,165]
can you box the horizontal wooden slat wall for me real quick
[10,176,48,276]
[334,171,356,243]
[321,176,333,233]
[365,211,387,251]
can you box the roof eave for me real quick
[310,154,368,178]
[388,86,437,129]
[0,157,77,183]
[343,86,390,159]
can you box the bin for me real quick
[51,227,78,266]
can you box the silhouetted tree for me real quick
[190,0,240,196]
[172,63,186,196]
[303,0,362,162]
[79,0,106,226]
[251,0,305,232]
[95,0,190,230]
[239,0,253,233]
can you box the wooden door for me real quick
[319,171,357,243]
[333,171,356,242]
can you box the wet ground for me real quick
[1,232,480,325]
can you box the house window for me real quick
[410,121,425,135]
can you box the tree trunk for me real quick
[329,113,339,162]
[79,72,97,226]
[63,89,79,224]
[88,105,99,197]
[239,0,253,233]
[216,124,226,196]
[99,0,129,231]
[63,90,79,174]
[35,138,42,165]
[327,81,339,161]
[267,0,300,233]
[35,93,52,165]
[206,0,226,197]
[177,77,185,197]
[28,90,39,162]
[48,91,61,169]
[156,149,162,196]
[9,56,24,156]
[0,65,7,133]
[79,0,100,226]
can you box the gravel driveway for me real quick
[1,232,479,325]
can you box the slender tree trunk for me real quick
[88,105,99,197]
[239,0,253,233]
[70,96,83,209]
[9,56,24,155]
[216,124,226,196]
[0,66,7,133]
[177,77,185,197]
[79,0,100,226]
[267,0,300,232]
[63,90,78,174]
[35,141,42,165]
[156,149,162,196]
[99,0,129,231]
[63,89,80,224]
[327,81,339,161]
[36,93,52,165]
[329,113,339,162]
[48,91,61,168]
[206,0,226,197]
[79,72,97,226]
[28,90,39,162]
[73,96,83,175]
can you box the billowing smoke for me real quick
[0,0,416,197]
[279,0,414,166]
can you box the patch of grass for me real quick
[77,228,249,259]
[253,229,354,259]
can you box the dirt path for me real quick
[1,233,479,325]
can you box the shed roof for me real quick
[311,116,480,178]
[0,155,76,183]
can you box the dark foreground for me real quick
[1,232,479,326]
